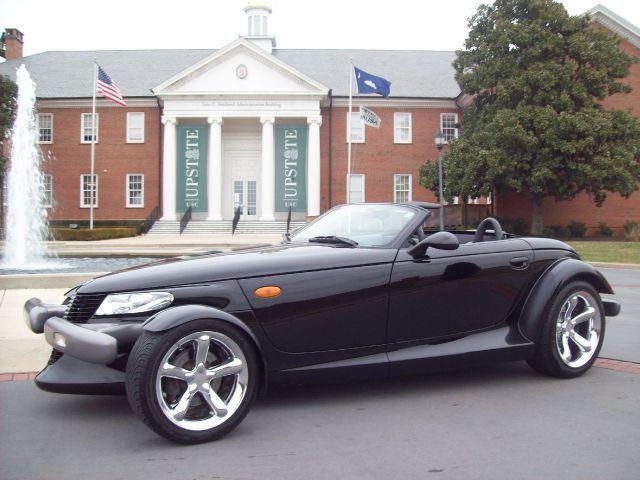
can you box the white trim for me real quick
[440,112,458,143]
[42,174,53,208]
[331,98,459,109]
[126,112,145,143]
[126,173,145,208]
[37,99,156,109]
[81,113,99,144]
[586,5,640,49]
[37,113,53,144]
[347,173,365,203]
[80,174,98,208]
[394,112,412,144]
[393,174,412,203]
[153,38,329,95]
[347,111,365,143]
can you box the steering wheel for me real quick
[473,217,504,243]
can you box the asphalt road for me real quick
[598,267,640,363]
[1,363,639,480]
[1,266,638,480]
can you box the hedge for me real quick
[49,227,138,241]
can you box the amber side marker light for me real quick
[255,286,281,298]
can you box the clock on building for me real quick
[236,64,248,79]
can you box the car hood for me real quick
[78,243,398,294]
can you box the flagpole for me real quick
[347,57,353,204]
[89,59,98,230]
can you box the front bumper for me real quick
[24,297,142,365]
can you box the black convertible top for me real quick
[401,201,441,210]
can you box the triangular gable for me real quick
[586,4,640,49]
[153,38,329,96]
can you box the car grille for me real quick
[64,293,106,324]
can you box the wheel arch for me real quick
[518,258,613,343]
[142,304,267,391]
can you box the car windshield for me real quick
[290,204,419,247]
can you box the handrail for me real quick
[179,206,192,235]
[142,206,160,234]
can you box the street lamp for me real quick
[434,129,445,231]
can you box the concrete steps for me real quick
[147,220,307,235]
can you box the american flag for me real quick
[96,66,126,107]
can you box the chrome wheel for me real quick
[155,331,248,431]
[555,291,602,369]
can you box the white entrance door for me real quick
[232,179,258,217]
[222,120,261,220]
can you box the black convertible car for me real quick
[25,202,620,444]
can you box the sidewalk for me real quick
[0,288,66,373]
[0,233,283,257]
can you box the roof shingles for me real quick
[0,48,460,99]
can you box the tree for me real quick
[419,0,640,234]
[0,74,18,175]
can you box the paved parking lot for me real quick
[1,362,639,480]
[0,265,638,480]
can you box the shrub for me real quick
[567,221,587,238]
[596,223,613,237]
[542,227,556,237]
[623,221,640,241]
[49,227,138,241]
[549,225,571,238]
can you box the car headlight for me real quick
[95,292,174,316]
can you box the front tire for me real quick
[126,319,259,444]
[527,281,605,378]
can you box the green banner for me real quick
[176,125,208,213]
[275,125,307,212]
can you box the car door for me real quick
[239,248,396,353]
[388,239,535,343]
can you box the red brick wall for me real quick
[38,105,161,221]
[319,105,456,211]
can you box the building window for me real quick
[126,174,144,208]
[441,113,458,143]
[81,113,99,143]
[126,112,145,143]
[347,112,365,143]
[394,174,412,203]
[394,113,412,144]
[348,174,365,203]
[37,114,53,143]
[80,174,98,208]
[42,174,52,208]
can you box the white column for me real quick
[307,115,322,217]
[260,116,275,221]
[161,116,177,220]
[207,116,223,221]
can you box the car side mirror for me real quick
[407,231,459,258]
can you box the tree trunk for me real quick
[531,195,543,235]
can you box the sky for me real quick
[1,0,639,61]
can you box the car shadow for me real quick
[257,361,539,408]
[25,361,562,450]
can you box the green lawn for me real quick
[567,241,640,264]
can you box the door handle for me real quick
[509,256,529,270]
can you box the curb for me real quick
[0,372,38,382]
[589,262,640,270]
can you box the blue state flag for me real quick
[354,66,391,97]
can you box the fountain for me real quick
[0,66,164,276]
[1,65,56,270]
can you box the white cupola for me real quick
[243,3,276,53]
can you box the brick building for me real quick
[0,4,638,234]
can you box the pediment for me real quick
[154,38,328,96]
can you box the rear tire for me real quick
[527,281,605,378]
[126,319,259,444]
